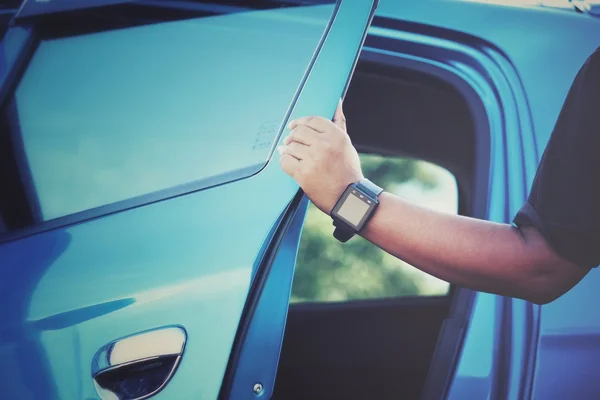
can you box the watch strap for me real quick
[356,178,383,199]
[333,220,354,243]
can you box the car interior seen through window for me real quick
[292,153,458,303]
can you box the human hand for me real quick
[278,99,364,214]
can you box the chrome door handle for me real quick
[91,326,187,400]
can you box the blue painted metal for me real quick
[0,4,338,244]
[225,195,309,400]
[223,1,378,398]
[2,0,600,398]
[0,147,299,399]
[0,1,377,399]
[371,1,600,399]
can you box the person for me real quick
[277,47,600,305]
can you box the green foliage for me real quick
[290,154,451,303]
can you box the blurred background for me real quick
[291,153,458,303]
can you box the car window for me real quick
[291,153,458,303]
[0,2,336,229]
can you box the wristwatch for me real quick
[330,178,384,242]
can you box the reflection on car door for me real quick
[0,1,377,399]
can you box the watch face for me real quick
[337,192,370,227]
[333,186,375,230]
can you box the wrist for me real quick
[324,174,364,215]
[359,191,390,237]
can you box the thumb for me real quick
[333,98,347,132]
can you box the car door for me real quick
[0,1,377,399]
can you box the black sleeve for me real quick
[513,47,600,269]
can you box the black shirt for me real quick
[513,46,600,269]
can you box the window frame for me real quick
[287,28,493,310]
[291,152,459,305]
[0,1,342,244]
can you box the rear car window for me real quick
[0,2,336,230]
[292,153,458,303]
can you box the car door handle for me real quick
[91,326,187,400]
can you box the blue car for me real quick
[0,0,599,399]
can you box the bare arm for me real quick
[361,193,588,304]
[278,101,589,305]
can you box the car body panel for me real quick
[371,1,600,398]
[0,1,377,399]
[1,0,599,398]
[376,0,600,152]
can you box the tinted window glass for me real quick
[0,2,336,227]
[291,154,457,303]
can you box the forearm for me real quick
[361,192,574,303]
[278,105,588,304]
